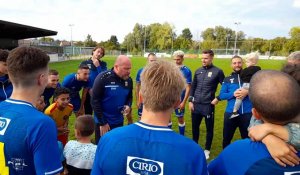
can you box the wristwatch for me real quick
[188,96,194,102]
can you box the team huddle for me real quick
[0,46,299,175]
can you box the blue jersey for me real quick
[136,68,144,116]
[179,65,192,101]
[80,59,107,87]
[136,68,143,84]
[0,99,62,175]
[208,139,300,175]
[42,83,61,109]
[91,122,207,175]
[62,73,90,99]
[0,75,13,102]
[92,70,133,125]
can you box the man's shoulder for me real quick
[45,103,58,114]
[80,59,92,65]
[137,68,144,74]
[222,139,269,161]
[63,73,75,81]
[211,65,224,73]
[181,65,192,73]
[98,70,113,79]
[103,124,136,138]
[223,73,237,82]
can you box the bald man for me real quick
[92,55,133,143]
[208,70,300,175]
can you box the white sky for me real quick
[1,0,299,42]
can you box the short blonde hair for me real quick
[173,50,185,58]
[244,51,259,65]
[287,51,300,64]
[141,60,185,112]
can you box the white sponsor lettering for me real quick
[126,156,164,175]
[0,117,11,135]
[284,171,300,175]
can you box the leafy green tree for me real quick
[84,34,97,47]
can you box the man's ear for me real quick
[252,108,262,120]
[138,92,143,104]
[38,73,46,86]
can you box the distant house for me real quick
[60,41,71,47]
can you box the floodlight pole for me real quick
[143,25,146,56]
[234,22,241,55]
[225,34,230,55]
[69,24,74,56]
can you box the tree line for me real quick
[41,23,300,56]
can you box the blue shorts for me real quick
[70,98,81,112]
[175,108,185,117]
[138,103,143,117]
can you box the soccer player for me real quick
[135,53,157,118]
[44,87,73,146]
[80,46,107,115]
[62,65,91,117]
[0,49,13,102]
[172,50,192,135]
[208,70,300,174]
[42,69,60,110]
[189,49,225,159]
[92,55,133,144]
[0,46,62,174]
[91,60,207,175]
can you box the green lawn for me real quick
[49,56,285,161]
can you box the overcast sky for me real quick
[1,0,299,42]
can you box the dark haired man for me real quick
[189,49,225,159]
[216,56,252,149]
[0,46,62,174]
[62,65,91,117]
[42,69,61,110]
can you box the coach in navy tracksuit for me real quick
[92,55,133,144]
[0,49,13,102]
[216,55,252,149]
[189,49,224,159]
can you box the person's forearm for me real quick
[136,84,140,104]
[266,123,289,142]
[182,84,191,105]
[80,88,88,109]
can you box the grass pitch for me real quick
[49,56,285,161]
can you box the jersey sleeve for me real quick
[92,74,107,125]
[91,135,110,175]
[136,69,142,83]
[218,69,225,85]
[185,68,192,84]
[44,105,52,116]
[219,80,235,100]
[191,148,208,175]
[61,75,71,88]
[31,117,63,175]
[208,155,229,175]
[190,70,198,97]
